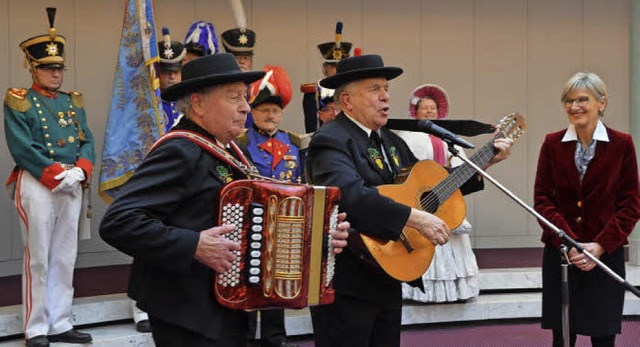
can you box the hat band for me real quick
[222,39,254,54]
[19,35,66,50]
[160,49,187,64]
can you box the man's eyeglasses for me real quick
[563,96,589,108]
[37,65,66,72]
[319,106,340,114]
[253,108,282,116]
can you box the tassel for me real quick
[46,7,57,39]
[184,21,219,55]
[334,21,343,49]
[354,47,362,57]
[229,0,247,31]
[162,27,171,49]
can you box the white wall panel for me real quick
[473,0,531,247]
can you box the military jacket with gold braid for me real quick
[236,126,304,183]
[4,85,95,190]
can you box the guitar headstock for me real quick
[496,112,526,141]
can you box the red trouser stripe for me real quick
[15,170,33,333]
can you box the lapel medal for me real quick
[216,165,233,183]
[367,147,384,170]
[389,146,400,168]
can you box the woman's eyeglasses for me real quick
[563,96,589,108]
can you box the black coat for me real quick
[99,119,248,340]
[306,113,483,304]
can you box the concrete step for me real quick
[0,323,153,347]
[0,294,133,342]
[0,265,638,344]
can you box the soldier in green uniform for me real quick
[3,8,94,347]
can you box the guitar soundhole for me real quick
[420,191,440,214]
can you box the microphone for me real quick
[385,119,475,149]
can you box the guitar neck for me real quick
[431,133,504,203]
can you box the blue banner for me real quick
[99,0,162,203]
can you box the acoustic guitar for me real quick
[361,113,527,282]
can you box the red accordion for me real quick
[215,180,341,310]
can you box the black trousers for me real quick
[552,329,615,347]
[310,293,402,347]
[150,313,248,347]
[247,309,287,346]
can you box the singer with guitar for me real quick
[305,54,513,347]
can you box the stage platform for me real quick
[1,263,639,346]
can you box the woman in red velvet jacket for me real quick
[534,72,640,347]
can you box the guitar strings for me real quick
[419,131,507,212]
[419,117,521,210]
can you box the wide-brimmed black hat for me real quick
[319,54,403,89]
[161,53,265,101]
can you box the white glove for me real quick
[52,167,85,196]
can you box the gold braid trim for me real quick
[235,128,249,146]
[4,88,31,112]
[288,131,312,150]
[70,91,84,108]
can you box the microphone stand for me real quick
[560,244,570,347]
[445,142,640,347]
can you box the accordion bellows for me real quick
[215,180,340,310]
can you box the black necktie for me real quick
[370,131,384,153]
[370,131,394,176]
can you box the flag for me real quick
[98,0,162,203]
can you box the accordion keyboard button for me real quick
[251,233,262,241]
[252,225,263,232]
[252,216,263,223]
[249,276,260,284]
[249,268,260,275]
[252,207,264,215]
[250,242,261,249]
[250,259,261,266]
[251,250,261,258]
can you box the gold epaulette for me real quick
[235,128,249,147]
[287,131,313,150]
[70,91,84,108]
[300,83,317,94]
[4,88,31,112]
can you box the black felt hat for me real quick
[317,21,352,63]
[221,28,256,55]
[158,27,186,72]
[319,54,403,89]
[20,7,66,68]
[161,53,265,101]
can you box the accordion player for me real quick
[215,179,341,310]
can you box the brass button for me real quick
[577,201,582,208]
[576,216,583,223]
[41,117,46,122]
[47,142,52,147]
[43,125,49,130]
[45,134,50,139]
[49,150,55,155]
